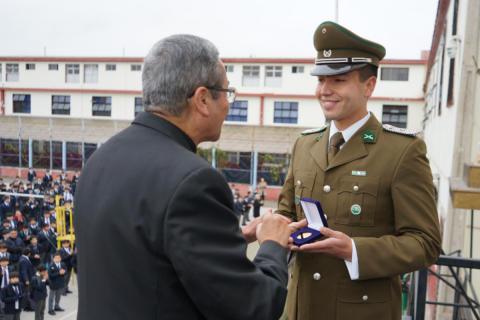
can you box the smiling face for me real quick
[315,70,376,130]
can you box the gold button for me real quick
[363,295,368,301]
[323,185,331,193]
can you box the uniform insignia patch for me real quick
[382,124,419,137]
[351,204,361,215]
[295,195,300,205]
[362,131,375,142]
[324,50,332,57]
[301,125,328,136]
[317,133,325,140]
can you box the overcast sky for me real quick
[2,0,438,60]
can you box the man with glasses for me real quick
[75,34,293,320]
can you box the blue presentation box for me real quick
[291,198,329,246]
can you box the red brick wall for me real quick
[229,183,282,201]
[0,167,77,181]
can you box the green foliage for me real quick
[196,147,228,168]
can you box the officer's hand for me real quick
[286,219,308,250]
[290,227,353,261]
[256,213,291,247]
[241,209,290,243]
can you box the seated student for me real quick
[1,271,25,319]
[59,240,73,296]
[6,230,24,271]
[28,218,38,236]
[40,212,54,228]
[5,213,17,231]
[48,252,66,315]
[234,196,245,223]
[19,248,35,312]
[33,178,43,193]
[0,243,10,261]
[28,237,41,269]
[32,264,50,320]
[47,198,56,212]
[25,183,33,195]
[252,194,264,219]
[19,226,32,247]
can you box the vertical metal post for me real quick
[415,268,428,320]
[18,117,22,175]
[28,138,33,168]
[49,118,53,170]
[82,119,85,168]
[471,209,474,281]
[212,148,216,168]
[252,150,258,191]
[335,0,339,23]
[62,140,67,170]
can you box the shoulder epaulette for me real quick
[382,125,419,137]
[301,125,328,136]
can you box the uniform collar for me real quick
[132,112,197,153]
[329,112,371,149]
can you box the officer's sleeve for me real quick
[275,139,299,222]
[165,166,288,320]
[354,138,442,280]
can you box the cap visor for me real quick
[310,63,367,76]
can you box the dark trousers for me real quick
[48,288,62,311]
[35,299,46,320]
[0,300,4,320]
[40,253,50,266]
[63,270,71,293]
[241,209,249,225]
[5,313,20,320]
[11,262,18,272]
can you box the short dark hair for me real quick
[30,217,36,222]
[10,229,17,234]
[36,264,47,272]
[62,240,70,244]
[53,252,61,258]
[2,220,9,224]
[22,225,28,229]
[9,271,19,279]
[2,230,10,235]
[42,224,50,229]
[0,257,9,262]
[22,248,31,255]
[0,243,7,249]
[5,213,13,218]
[30,235,37,240]
[357,64,378,83]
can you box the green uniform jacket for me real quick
[276,114,441,320]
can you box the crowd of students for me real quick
[0,169,77,320]
[231,187,265,226]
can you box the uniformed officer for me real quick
[276,21,442,320]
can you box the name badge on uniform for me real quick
[352,171,366,176]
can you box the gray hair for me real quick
[142,34,224,117]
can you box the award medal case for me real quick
[291,198,328,246]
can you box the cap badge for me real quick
[322,28,327,34]
[324,50,332,57]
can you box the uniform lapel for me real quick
[309,126,330,172]
[327,113,382,171]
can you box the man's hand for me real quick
[256,213,291,247]
[60,269,65,275]
[290,227,353,261]
[241,209,291,243]
[25,281,29,285]
[34,254,40,259]
[43,273,48,280]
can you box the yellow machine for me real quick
[54,195,75,248]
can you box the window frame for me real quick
[225,65,234,73]
[84,64,99,83]
[382,105,408,128]
[242,66,260,87]
[380,67,409,81]
[12,94,31,114]
[225,101,248,122]
[92,96,112,117]
[265,66,283,87]
[48,64,59,71]
[292,66,304,74]
[106,64,116,71]
[273,102,298,124]
[26,64,36,70]
[134,97,143,116]
[6,64,19,82]
[131,65,142,71]
[65,64,80,83]
[51,95,71,115]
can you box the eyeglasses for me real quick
[187,86,238,103]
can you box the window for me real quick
[52,95,70,115]
[380,68,409,81]
[265,66,282,87]
[66,64,80,83]
[106,64,116,71]
[92,96,112,117]
[13,94,31,113]
[292,66,304,73]
[225,65,234,72]
[48,64,58,71]
[131,65,141,71]
[382,105,408,128]
[242,66,260,86]
[134,98,143,116]
[26,64,35,70]
[447,59,455,106]
[84,64,98,83]
[226,101,248,122]
[6,64,19,82]
[274,102,298,124]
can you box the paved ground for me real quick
[22,280,78,320]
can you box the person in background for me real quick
[252,194,264,219]
[5,215,16,232]
[241,196,250,227]
[33,178,43,193]
[58,241,73,296]
[28,169,37,184]
[42,172,52,190]
[28,237,41,269]
[13,212,24,231]
[0,231,10,246]
[0,256,14,320]
[20,198,35,221]
[230,184,236,196]
[28,219,38,237]
[0,199,12,222]
[244,191,253,221]
[234,196,245,224]
[24,184,32,195]
[258,178,268,201]
[233,194,238,204]
[47,252,65,316]
[18,227,32,247]
[18,248,35,312]
[37,225,51,266]
[32,264,49,320]
[6,230,24,271]
[60,171,67,181]
[0,244,10,261]
[1,271,25,320]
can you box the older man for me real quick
[75,35,292,319]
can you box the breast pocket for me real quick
[294,170,317,219]
[335,175,379,226]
